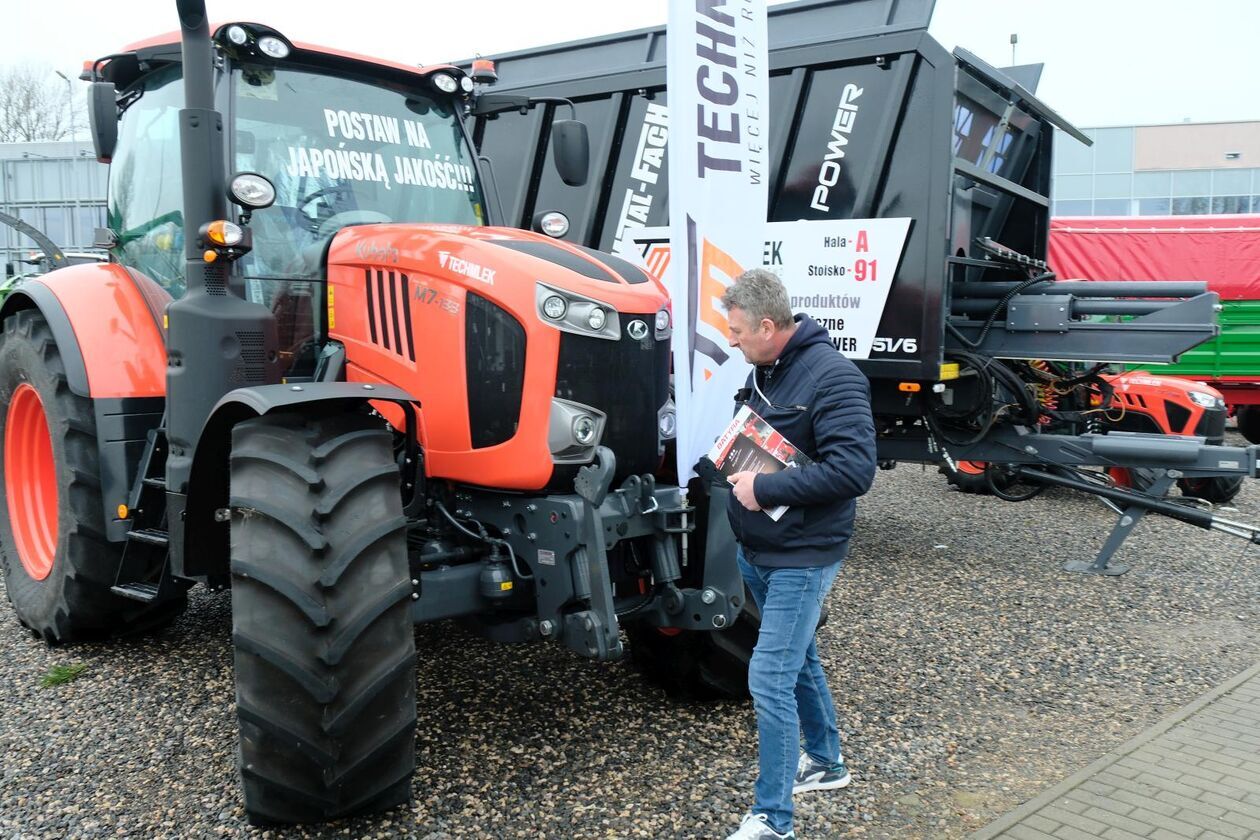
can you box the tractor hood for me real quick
[323,224,674,492]
[327,224,670,318]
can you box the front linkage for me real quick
[443,447,743,660]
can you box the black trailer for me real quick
[460,0,1260,572]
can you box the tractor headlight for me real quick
[542,295,568,320]
[536,283,619,340]
[432,73,459,94]
[1189,391,1221,408]
[257,36,290,59]
[658,408,677,439]
[549,398,606,463]
[228,172,277,209]
[655,309,671,332]
[226,25,249,45]
[573,415,597,445]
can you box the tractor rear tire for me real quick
[627,593,759,700]
[1177,475,1244,505]
[1236,406,1260,445]
[0,310,184,643]
[229,412,416,825]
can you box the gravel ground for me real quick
[2,438,1258,839]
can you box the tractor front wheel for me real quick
[627,593,759,700]
[1236,406,1260,445]
[1177,475,1244,505]
[229,412,416,825]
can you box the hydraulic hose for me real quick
[434,501,533,580]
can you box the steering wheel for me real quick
[297,183,350,214]
[295,183,354,233]
[296,183,390,238]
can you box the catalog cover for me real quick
[705,405,813,521]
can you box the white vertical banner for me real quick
[666,0,770,481]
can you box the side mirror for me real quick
[87,82,118,163]
[551,119,589,187]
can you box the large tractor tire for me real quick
[627,593,759,700]
[0,310,184,642]
[1236,406,1260,445]
[1177,475,1244,505]
[229,412,416,825]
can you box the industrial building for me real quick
[1051,120,1260,217]
[0,140,106,272]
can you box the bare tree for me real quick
[0,63,81,143]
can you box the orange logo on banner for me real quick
[699,237,740,337]
[697,236,743,381]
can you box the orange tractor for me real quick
[939,365,1240,504]
[0,2,744,824]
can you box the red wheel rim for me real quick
[1108,467,1133,488]
[5,383,58,580]
[956,460,986,476]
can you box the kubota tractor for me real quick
[938,365,1241,504]
[0,2,746,825]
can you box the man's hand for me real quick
[728,471,762,512]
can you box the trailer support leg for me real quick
[1064,473,1176,576]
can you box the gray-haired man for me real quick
[720,269,877,840]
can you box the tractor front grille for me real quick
[553,313,670,488]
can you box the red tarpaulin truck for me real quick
[1049,215,1260,442]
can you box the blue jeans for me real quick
[738,547,843,835]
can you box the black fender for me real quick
[0,285,91,396]
[179,382,421,578]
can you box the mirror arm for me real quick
[470,93,578,119]
[469,93,531,117]
[529,97,578,120]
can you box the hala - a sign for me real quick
[617,217,912,360]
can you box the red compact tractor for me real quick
[0,2,745,824]
[940,367,1240,503]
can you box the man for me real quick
[719,269,877,840]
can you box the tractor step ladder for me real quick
[111,423,179,603]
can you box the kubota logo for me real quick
[627,320,649,340]
[355,241,399,263]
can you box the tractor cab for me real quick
[92,23,489,378]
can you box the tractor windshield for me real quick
[232,61,486,281]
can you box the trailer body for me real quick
[460,0,1260,574]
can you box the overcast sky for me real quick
[5,0,1256,129]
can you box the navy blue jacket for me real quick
[726,315,877,568]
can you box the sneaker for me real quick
[725,812,796,839]
[793,752,851,794]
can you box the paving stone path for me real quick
[973,663,1260,840]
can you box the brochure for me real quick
[703,405,813,521]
